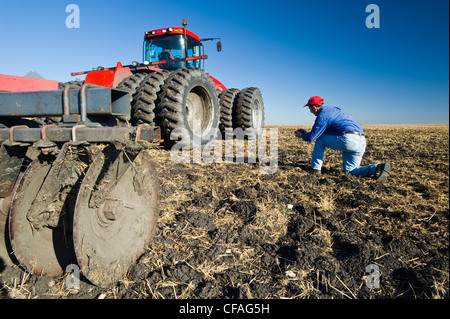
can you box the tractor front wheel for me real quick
[116,73,148,124]
[157,68,220,148]
[132,71,169,126]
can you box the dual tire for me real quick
[158,68,220,148]
[219,87,265,140]
[120,68,264,148]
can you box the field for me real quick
[0,125,448,299]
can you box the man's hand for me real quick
[295,129,307,138]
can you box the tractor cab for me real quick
[144,29,204,70]
[71,19,224,89]
[143,20,221,71]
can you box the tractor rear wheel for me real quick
[157,68,220,148]
[219,88,240,136]
[234,87,265,139]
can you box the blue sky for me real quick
[0,0,448,125]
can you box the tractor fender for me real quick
[209,75,227,93]
[85,62,133,88]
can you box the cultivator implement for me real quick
[0,86,161,287]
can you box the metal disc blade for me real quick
[9,159,77,276]
[73,149,159,287]
[0,194,14,266]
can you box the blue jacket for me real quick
[301,105,364,142]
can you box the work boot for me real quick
[373,163,391,181]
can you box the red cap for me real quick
[304,96,324,106]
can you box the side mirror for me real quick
[217,41,222,52]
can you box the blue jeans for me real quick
[311,134,377,177]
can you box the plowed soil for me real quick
[0,125,448,299]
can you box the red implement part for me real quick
[85,62,132,88]
[0,74,58,92]
[85,69,115,87]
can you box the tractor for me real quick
[0,19,264,288]
[70,19,265,145]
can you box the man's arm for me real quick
[301,114,329,142]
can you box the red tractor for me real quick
[70,19,265,147]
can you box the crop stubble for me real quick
[0,125,448,299]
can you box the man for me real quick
[295,96,391,181]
